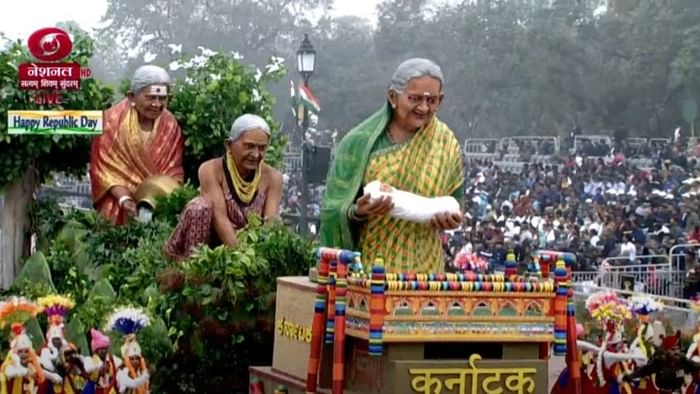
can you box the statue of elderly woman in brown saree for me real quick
[89,65,185,225]
[164,114,283,261]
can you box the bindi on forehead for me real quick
[147,84,168,97]
[405,76,442,95]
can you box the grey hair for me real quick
[130,65,171,93]
[388,58,444,94]
[229,114,271,142]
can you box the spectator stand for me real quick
[572,134,613,157]
[463,138,499,161]
[498,136,559,157]
[625,137,648,157]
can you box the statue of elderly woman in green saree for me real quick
[320,58,465,273]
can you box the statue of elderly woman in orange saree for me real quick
[89,65,185,225]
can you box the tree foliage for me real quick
[167,51,287,184]
[99,0,331,73]
[0,29,114,189]
[94,0,700,140]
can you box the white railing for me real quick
[573,134,613,155]
[626,137,648,149]
[601,255,670,267]
[649,137,670,146]
[463,138,500,161]
[492,161,527,173]
[498,136,560,155]
[601,248,700,272]
[570,271,599,283]
[529,154,554,163]
[573,263,686,299]
[463,138,499,151]
[669,243,700,267]
[283,153,302,172]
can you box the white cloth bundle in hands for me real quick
[363,180,461,225]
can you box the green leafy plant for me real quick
[28,198,71,252]
[153,223,271,392]
[153,183,199,226]
[252,217,316,280]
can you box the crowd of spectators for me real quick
[279,135,700,297]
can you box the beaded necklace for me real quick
[225,152,261,204]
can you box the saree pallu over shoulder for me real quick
[360,115,463,273]
[319,105,390,250]
[319,103,464,273]
[89,99,185,224]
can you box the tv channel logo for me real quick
[9,27,102,135]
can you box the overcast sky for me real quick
[0,0,381,41]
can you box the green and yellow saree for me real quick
[319,103,464,273]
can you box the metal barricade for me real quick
[492,161,526,173]
[500,154,520,163]
[573,135,613,155]
[600,255,670,267]
[626,137,647,150]
[571,271,599,284]
[649,138,670,146]
[593,262,685,298]
[283,153,302,172]
[499,136,560,156]
[585,246,700,300]
[669,243,700,269]
[529,154,554,163]
[463,138,499,161]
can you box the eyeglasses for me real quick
[405,94,441,107]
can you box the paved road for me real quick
[548,355,566,392]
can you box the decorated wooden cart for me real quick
[250,248,580,394]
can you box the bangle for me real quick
[118,195,134,208]
[347,204,367,222]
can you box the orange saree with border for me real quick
[89,99,184,225]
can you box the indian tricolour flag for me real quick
[290,80,298,119]
[298,81,321,114]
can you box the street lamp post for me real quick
[296,33,316,236]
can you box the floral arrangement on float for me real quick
[452,248,489,273]
[584,291,632,388]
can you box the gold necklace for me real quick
[226,152,262,204]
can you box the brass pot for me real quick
[134,175,182,210]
